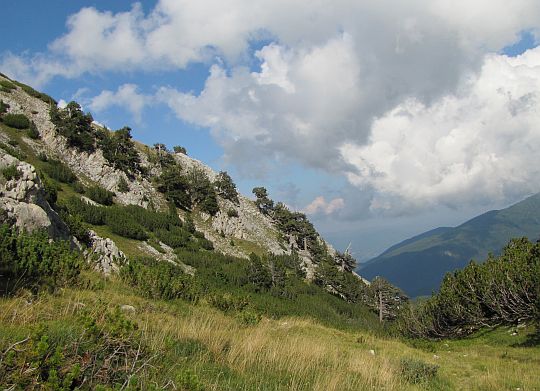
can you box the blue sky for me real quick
[2,1,540,260]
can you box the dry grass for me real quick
[0,282,538,390]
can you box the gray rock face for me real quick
[137,240,195,275]
[0,150,71,240]
[0,77,166,210]
[86,230,126,275]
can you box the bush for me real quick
[1,164,22,181]
[37,152,48,162]
[39,174,59,206]
[2,113,30,129]
[72,181,85,193]
[117,176,129,193]
[402,237,540,338]
[85,185,114,206]
[0,100,9,115]
[42,159,77,183]
[61,196,106,226]
[227,208,239,218]
[0,307,149,389]
[27,120,40,139]
[60,211,91,246]
[120,257,200,301]
[400,358,438,384]
[106,211,148,240]
[207,293,249,312]
[155,226,191,249]
[0,80,16,91]
[0,224,82,294]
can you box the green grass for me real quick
[0,275,538,390]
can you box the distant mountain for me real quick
[359,194,540,297]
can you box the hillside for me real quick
[360,194,540,296]
[1,75,540,390]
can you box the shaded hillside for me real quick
[360,193,540,296]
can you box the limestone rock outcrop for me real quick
[86,230,126,275]
[0,150,71,240]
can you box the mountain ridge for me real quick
[360,193,540,296]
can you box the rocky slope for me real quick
[0,74,354,282]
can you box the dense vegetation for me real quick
[402,237,540,338]
[156,162,221,216]
[2,113,30,129]
[0,224,82,294]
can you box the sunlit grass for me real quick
[1,275,538,390]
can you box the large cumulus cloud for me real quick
[3,0,540,213]
[341,48,540,211]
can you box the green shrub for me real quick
[60,211,91,246]
[207,293,249,312]
[215,171,239,204]
[0,141,26,160]
[0,100,9,115]
[61,196,106,226]
[400,358,438,384]
[72,181,85,194]
[117,176,129,192]
[85,185,114,206]
[1,164,22,181]
[0,80,16,91]
[402,237,540,338]
[0,224,82,294]
[37,152,48,162]
[175,369,205,391]
[27,120,40,139]
[227,208,239,218]
[0,307,149,389]
[42,159,77,183]
[99,127,142,176]
[50,102,96,152]
[237,310,262,325]
[39,174,59,206]
[106,212,148,240]
[155,226,191,249]
[120,257,200,301]
[2,113,30,129]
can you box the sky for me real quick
[1,1,540,261]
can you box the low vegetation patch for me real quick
[85,185,114,206]
[0,224,82,294]
[2,113,30,129]
[41,158,77,184]
[400,358,439,384]
[1,165,21,181]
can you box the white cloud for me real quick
[341,47,540,211]
[2,0,540,214]
[57,99,68,109]
[304,196,345,216]
[89,84,148,123]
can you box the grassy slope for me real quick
[361,194,540,296]
[0,275,538,391]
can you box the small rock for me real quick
[433,354,440,359]
[511,332,518,336]
[120,304,136,313]
[369,349,375,355]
